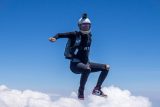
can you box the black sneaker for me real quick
[78,88,84,100]
[92,86,107,97]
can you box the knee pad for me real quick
[104,64,110,71]
[86,67,91,72]
[86,65,91,72]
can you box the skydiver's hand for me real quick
[49,37,56,42]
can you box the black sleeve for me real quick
[53,31,76,39]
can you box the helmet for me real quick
[78,13,91,34]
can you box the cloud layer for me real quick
[0,85,152,107]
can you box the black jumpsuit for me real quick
[54,31,109,90]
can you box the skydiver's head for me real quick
[78,13,91,34]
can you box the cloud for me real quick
[0,85,152,107]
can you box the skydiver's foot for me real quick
[78,88,84,100]
[92,86,107,97]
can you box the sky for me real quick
[0,0,160,106]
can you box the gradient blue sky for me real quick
[0,0,160,106]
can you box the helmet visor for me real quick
[80,23,91,31]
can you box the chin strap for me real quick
[80,30,91,34]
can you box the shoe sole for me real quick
[78,98,84,100]
[92,93,107,98]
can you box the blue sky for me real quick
[0,0,160,106]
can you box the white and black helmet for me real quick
[78,13,91,34]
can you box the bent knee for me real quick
[104,64,110,71]
[86,66,91,72]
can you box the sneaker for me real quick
[78,88,84,100]
[92,86,107,97]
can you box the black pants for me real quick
[70,61,109,90]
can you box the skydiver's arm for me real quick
[53,32,76,39]
[49,31,76,42]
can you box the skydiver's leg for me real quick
[89,62,110,87]
[70,62,91,99]
[89,62,110,97]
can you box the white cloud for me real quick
[0,85,152,107]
